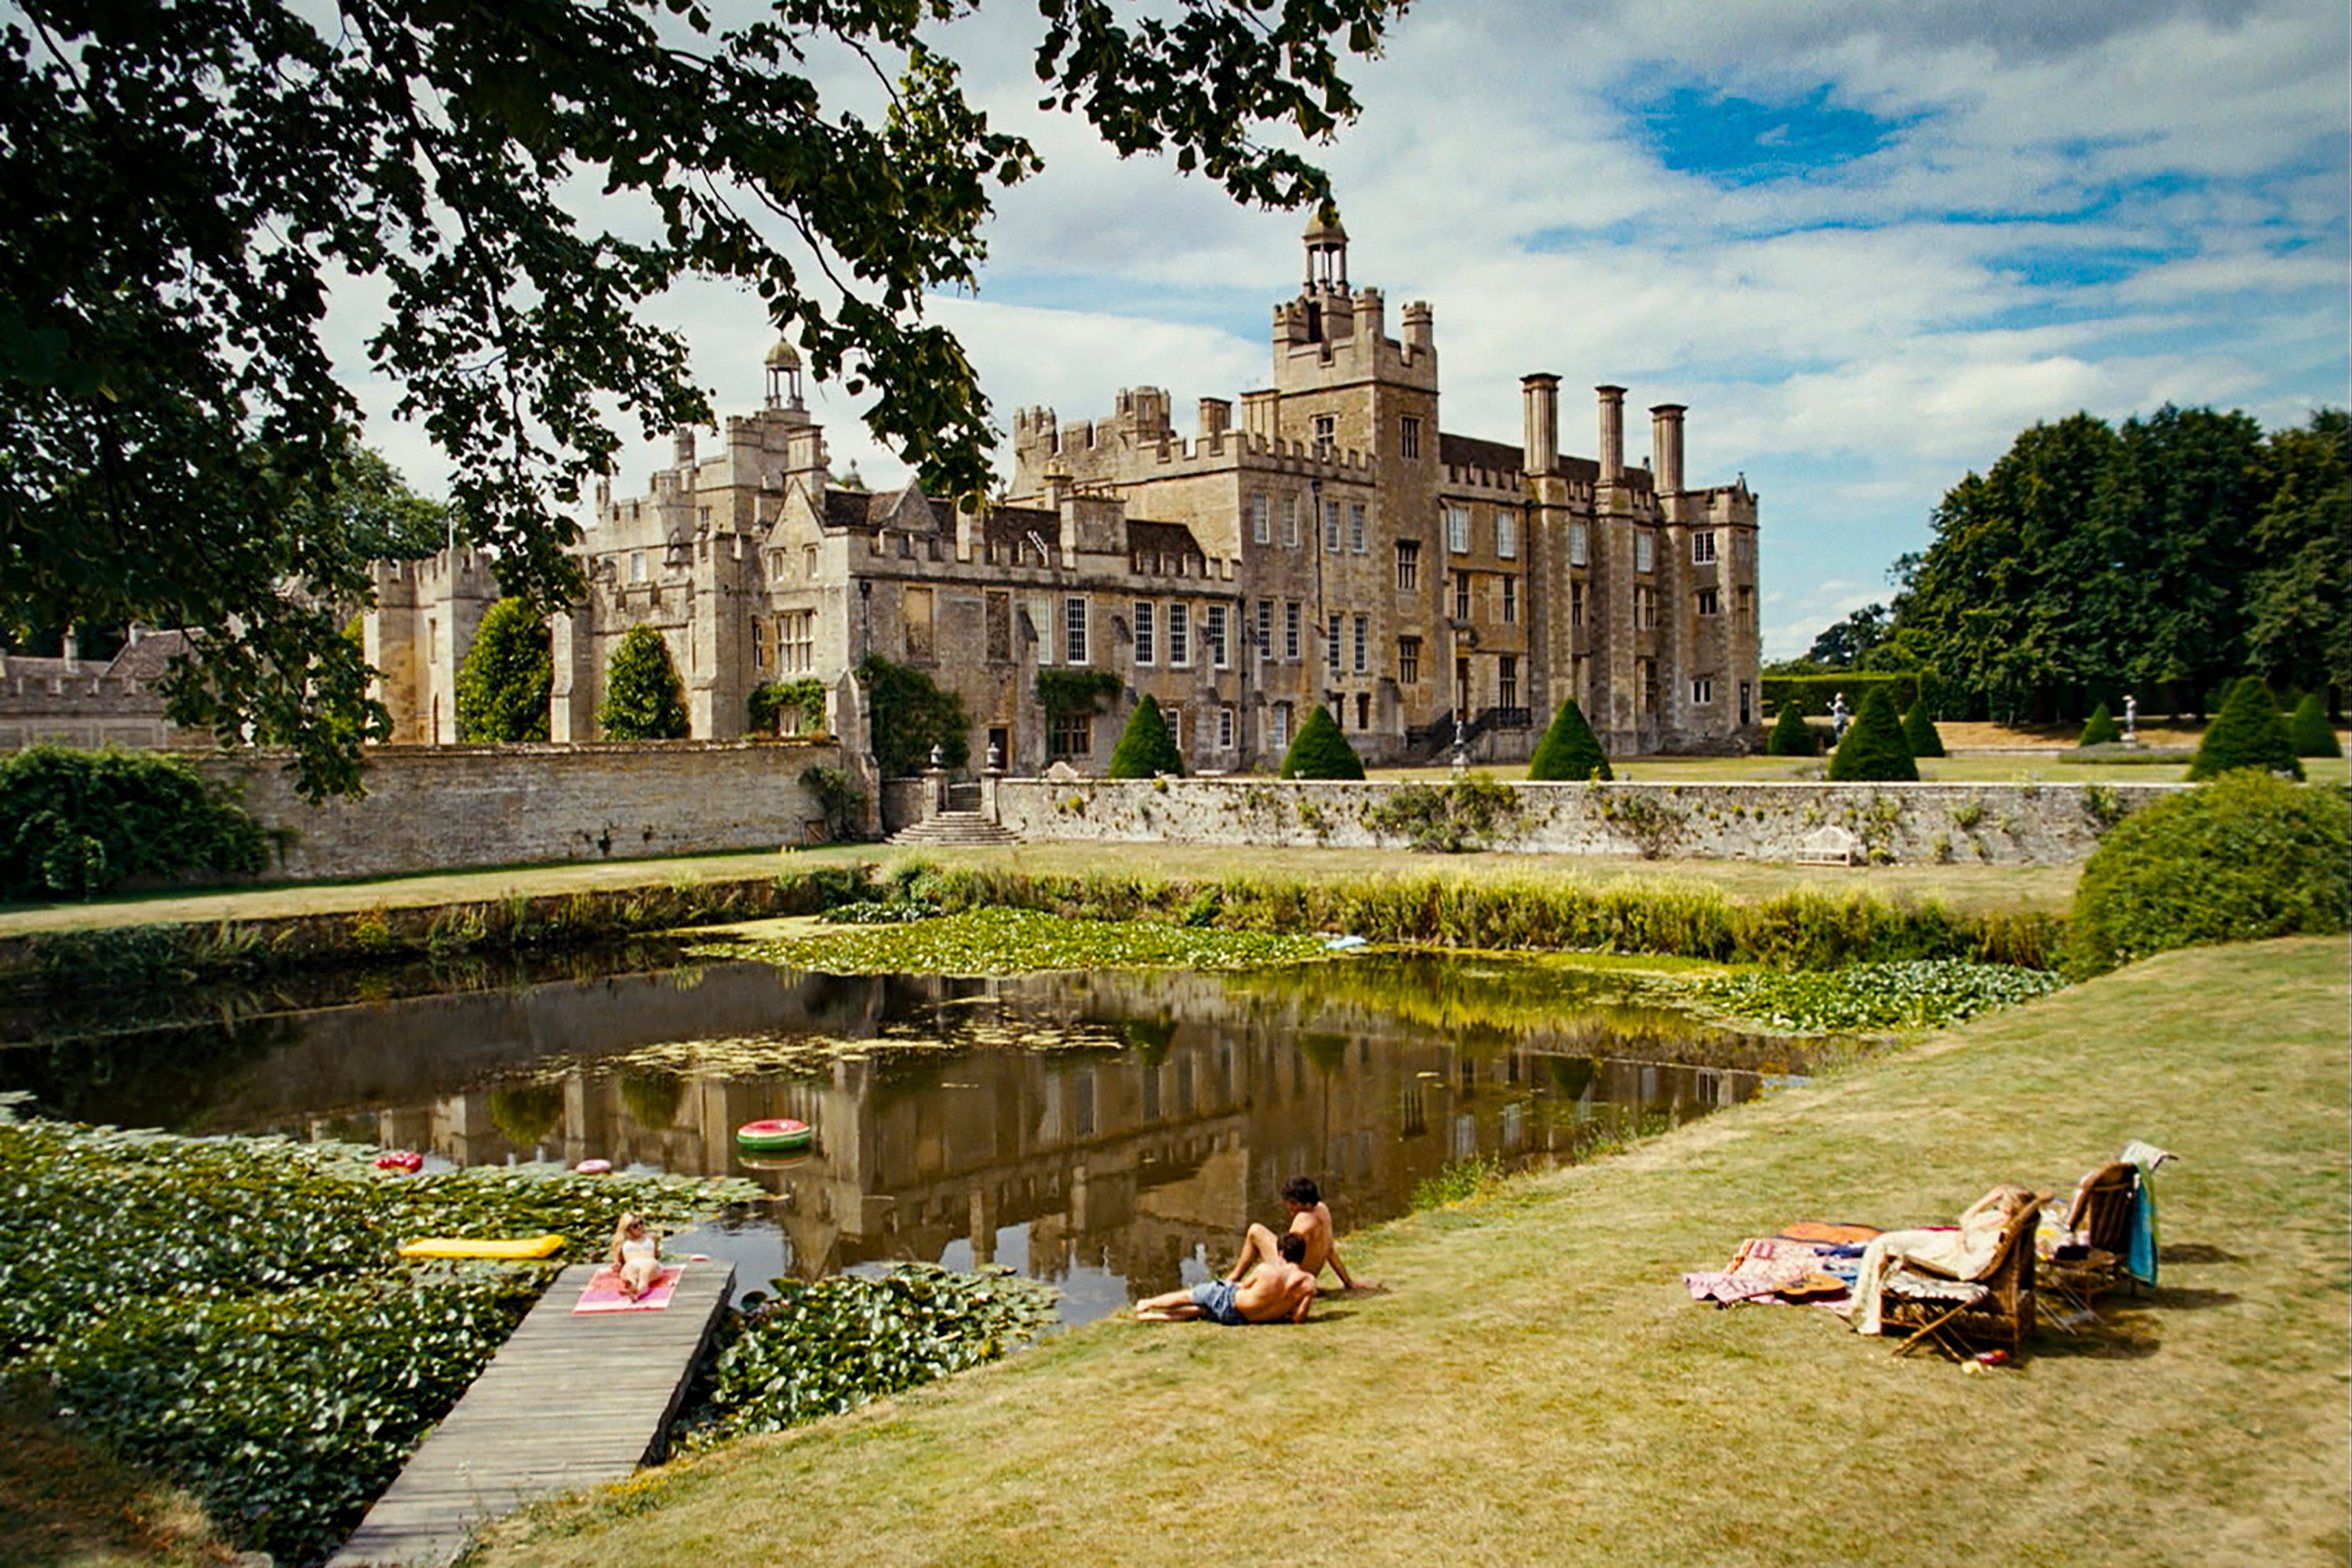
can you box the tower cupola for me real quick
[1302,202,1349,295]
[764,338,804,409]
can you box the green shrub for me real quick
[1827,688,1917,782]
[2064,771,2350,977]
[2187,676,2300,780]
[597,624,689,740]
[1279,706,1364,780]
[0,747,267,900]
[1900,703,1946,758]
[1526,700,1612,780]
[1764,700,1818,756]
[1108,693,1185,778]
[453,598,551,742]
[857,655,969,776]
[748,676,828,736]
[2288,692,2342,758]
[2077,702,2121,747]
[799,764,865,842]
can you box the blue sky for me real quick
[344,0,2350,659]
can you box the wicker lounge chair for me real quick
[1880,1204,2040,1361]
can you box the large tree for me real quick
[0,0,1402,796]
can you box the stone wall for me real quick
[993,777,2173,866]
[198,740,841,882]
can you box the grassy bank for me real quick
[0,846,2076,994]
[466,937,2349,1568]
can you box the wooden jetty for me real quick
[328,1260,736,1568]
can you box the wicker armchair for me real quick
[1881,1205,2040,1361]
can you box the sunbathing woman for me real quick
[610,1212,662,1301]
[1844,1184,2042,1336]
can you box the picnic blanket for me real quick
[573,1264,682,1314]
[1682,1224,1883,1308]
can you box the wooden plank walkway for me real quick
[328,1260,736,1568]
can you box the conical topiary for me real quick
[1107,693,1185,778]
[2188,676,2302,780]
[2288,692,2343,759]
[2078,702,2121,748]
[455,598,552,742]
[1765,699,1817,756]
[1279,704,1365,780]
[1900,702,1946,759]
[597,624,689,740]
[1525,699,1612,780]
[1827,686,1917,781]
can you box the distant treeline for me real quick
[1786,407,2347,722]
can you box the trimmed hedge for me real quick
[1901,704,1946,759]
[1279,706,1364,780]
[2078,703,2121,747]
[2065,770,2349,977]
[2188,676,2300,781]
[453,598,551,743]
[1526,700,1611,781]
[597,624,689,740]
[2288,693,2343,758]
[1764,700,1818,756]
[1827,687,1917,782]
[1108,694,1184,778]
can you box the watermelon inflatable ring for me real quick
[735,1118,813,1152]
[373,1151,424,1172]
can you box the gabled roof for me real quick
[979,505,1061,551]
[107,630,193,680]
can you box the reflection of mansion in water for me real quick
[282,964,1768,1297]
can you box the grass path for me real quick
[467,937,2348,1568]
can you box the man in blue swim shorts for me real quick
[1134,1231,1316,1324]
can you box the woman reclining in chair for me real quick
[1843,1184,2042,1336]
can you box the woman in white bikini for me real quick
[610,1212,662,1300]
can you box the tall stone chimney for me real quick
[1650,403,1686,494]
[1198,398,1232,438]
[1521,374,1560,475]
[1596,386,1626,483]
[672,427,697,471]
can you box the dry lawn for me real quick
[0,1390,242,1568]
[465,937,2350,1568]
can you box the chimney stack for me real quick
[1520,373,1560,475]
[1650,403,1686,494]
[672,427,697,471]
[1596,386,1626,483]
[1198,398,1232,438]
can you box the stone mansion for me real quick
[365,213,1762,773]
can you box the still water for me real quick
[1,950,1826,1325]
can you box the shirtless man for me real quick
[1225,1176,1376,1293]
[1135,1231,1317,1324]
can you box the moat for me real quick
[1,949,1832,1325]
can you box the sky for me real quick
[340,0,2350,660]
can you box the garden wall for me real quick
[198,739,842,881]
[992,777,2175,866]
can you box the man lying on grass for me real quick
[1225,1175,1380,1293]
[1136,1231,1317,1325]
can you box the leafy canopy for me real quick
[1,0,1402,797]
[598,624,688,740]
[454,598,551,742]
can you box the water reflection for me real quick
[0,955,1825,1324]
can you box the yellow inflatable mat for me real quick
[399,1235,567,1261]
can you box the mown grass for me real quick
[465,937,2349,1568]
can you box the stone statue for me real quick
[1830,691,1851,741]
[2122,693,2137,744]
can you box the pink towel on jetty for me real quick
[573,1264,682,1314]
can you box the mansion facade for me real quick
[370,214,1762,773]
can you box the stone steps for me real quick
[887,810,1022,847]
